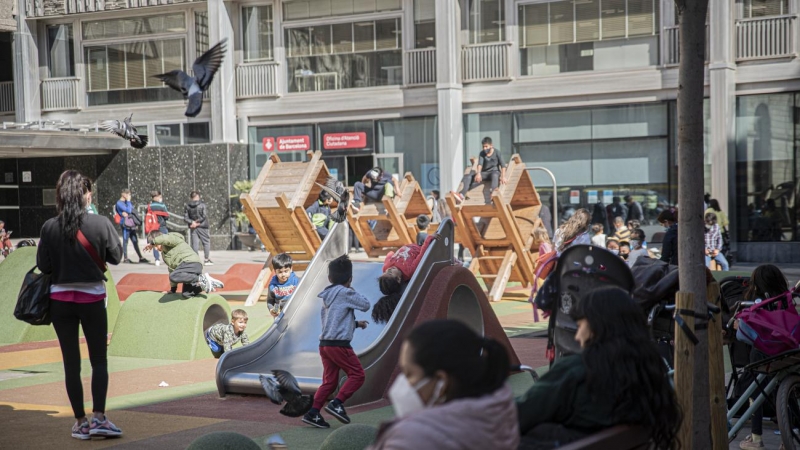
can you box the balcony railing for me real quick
[0,82,14,113]
[236,61,280,99]
[663,25,709,66]
[41,77,81,111]
[736,15,797,61]
[462,42,512,83]
[404,48,436,86]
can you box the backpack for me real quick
[736,290,800,356]
[113,212,121,224]
[144,206,159,234]
[530,241,557,295]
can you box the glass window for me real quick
[47,24,75,78]
[414,0,435,48]
[195,11,209,58]
[378,117,439,191]
[154,124,181,146]
[248,124,314,179]
[667,100,711,208]
[82,14,186,40]
[735,93,798,242]
[282,0,401,21]
[518,0,659,77]
[467,0,505,44]
[464,112,514,168]
[743,0,789,17]
[285,18,402,92]
[242,5,274,62]
[186,122,211,144]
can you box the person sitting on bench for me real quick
[352,167,395,210]
[453,136,507,204]
[517,287,681,449]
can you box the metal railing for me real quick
[404,48,436,86]
[41,77,81,111]
[663,25,709,66]
[27,0,103,17]
[236,61,280,99]
[135,205,191,242]
[0,82,14,113]
[736,14,797,61]
[462,42,512,82]
[526,167,558,234]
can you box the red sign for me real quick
[262,137,275,152]
[323,132,367,150]
[276,135,310,151]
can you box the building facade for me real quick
[2,0,800,259]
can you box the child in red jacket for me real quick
[378,234,439,296]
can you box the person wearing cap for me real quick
[415,214,431,245]
[352,167,395,210]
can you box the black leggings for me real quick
[51,299,108,419]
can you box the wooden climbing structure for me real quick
[240,150,333,305]
[347,173,433,258]
[446,154,544,302]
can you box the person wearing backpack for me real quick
[38,171,124,440]
[146,191,170,267]
[115,189,147,264]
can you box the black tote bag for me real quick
[14,267,52,326]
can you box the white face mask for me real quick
[388,374,445,418]
[609,249,619,256]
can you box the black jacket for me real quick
[659,225,678,265]
[37,213,123,284]
[184,200,209,229]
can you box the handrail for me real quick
[737,13,797,22]
[463,41,513,48]
[526,167,558,234]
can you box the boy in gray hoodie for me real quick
[302,255,370,429]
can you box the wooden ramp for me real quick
[347,173,433,258]
[240,151,333,305]
[446,154,544,301]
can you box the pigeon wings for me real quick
[99,114,148,149]
[259,370,313,417]
[315,176,350,223]
[153,39,227,117]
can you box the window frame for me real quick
[239,3,276,63]
[149,120,212,146]
[45,22,77,79]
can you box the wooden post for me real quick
[674,291,695,450]
[707,281,727,449]
[244,253,272,306]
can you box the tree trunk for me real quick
[674,0,711,448]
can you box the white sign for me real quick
[22,171,31,183]
[587,190,598,204]
[603,190,613,203]
[570,190,580,204]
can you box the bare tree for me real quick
[674,0,711,447]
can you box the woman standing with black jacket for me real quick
[37,171,124,440]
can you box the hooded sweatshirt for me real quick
[368,384,520,450]
[383,234,435,281]
[317,284,371,345]
[184,200,209,229]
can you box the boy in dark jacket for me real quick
[306,191,334,239]
[184,191,212,266]
[302,255,370,429]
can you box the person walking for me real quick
[184,191,213,266]
[38,170,124,440]
[148,191,170,267]
[624,195,643,223]
[115,189,147,264]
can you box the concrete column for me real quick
[708,0,736,240]
[436,0,463,193]
[208,0,237,143]
[13,0,40,123]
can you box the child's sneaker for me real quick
[204,259,214,266]
[301,411,330,429]
[89,416,123,437]
[451,191,464,204]
[206,274,224,291]
[325,399,351,424]
[71,420,90,440]
[739,435,765,449]
[155,260,161,266]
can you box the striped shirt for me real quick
[705,224,722,251]
[51,281,106,303]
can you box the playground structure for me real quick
[240,150,334,305]
[346,172,434,257]
[446,155,545,301]
[216,219,520,406]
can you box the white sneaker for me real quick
[206,274,225,291]
[204,259,214,266]
[155,260,161,266]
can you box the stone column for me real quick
[208,0,237,143]
[13,0,40,123]
[708,0,736,240]
[436,0,463,194]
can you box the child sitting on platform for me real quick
[415,214,430,246]
[205,309,250,359]
[377,234,440,297]
[306,191,334,240]
[145,231,223,298]
[302,255,370,429]
[267,253,299,317]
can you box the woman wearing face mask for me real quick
[626,228,648,268]
[517,287,681,449]
[657,209,678,266]
[368,320,519,450]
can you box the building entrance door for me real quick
[346,155,374,187]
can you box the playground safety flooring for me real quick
[0,247,789,449]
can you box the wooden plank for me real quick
[493,191,535,286]
[446,192,477,256]
[383,196,413,245]
[251,152,281,196]
[242,193,280,255]
[276,193,318,258]
[674,292,695,450]
[488,250,517,302]
[347,207,368,256]
[244,253,273,306]
[707,282,727,449]
[290,150,323,210]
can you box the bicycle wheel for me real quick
[777,375,800,450]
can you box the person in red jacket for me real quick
[378,234,439,296]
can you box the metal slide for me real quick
[216,219,456,405]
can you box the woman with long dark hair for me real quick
[368,320,519,449]
[37,171,123,440]
[518,287,681,449]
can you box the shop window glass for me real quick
[47,24,75,78]
[242,5,274,62]
[467,0,506,44]
[282,0,401,21]
[378,117,439,191]
[414,0,436,48]
[155,124,181,146]
[83,14,186,40]
[186,122,211,144]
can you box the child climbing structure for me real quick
[240,150,333,305]
[446,154,544,302]
[347,173,434,257]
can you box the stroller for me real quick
[537,245,635,361]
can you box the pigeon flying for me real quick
[99,114,148,149]
[259,370,313,417]
[153,38,227,117]
[315,176,350,223]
